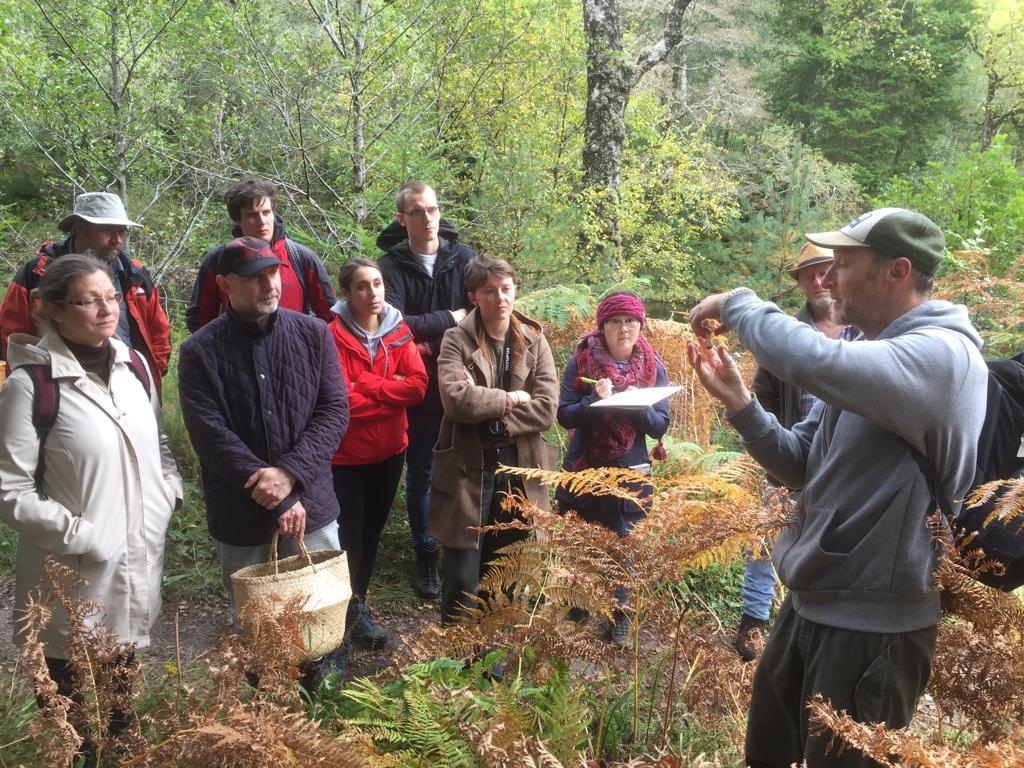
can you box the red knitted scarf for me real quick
[573,330,658,468]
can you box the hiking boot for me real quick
[323,639,352,678]
[565,607,589,624]
[299,639,352,693]
[413,548,440,601]
[299,656,326,693]
[607,609,631,649]
[351,601,388,650]
[733,613,770,663]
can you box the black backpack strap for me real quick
[126,348,152,399]
[25,364,59,499]
[283,238,310,315]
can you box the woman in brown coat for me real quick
[427,256,558,624]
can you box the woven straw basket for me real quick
[231,532,352,659]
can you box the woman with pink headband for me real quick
[556,292,670,647]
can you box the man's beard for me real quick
[83,246,119,263]
[809,295,833,313]
[255,297,280,315]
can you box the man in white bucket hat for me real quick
[0,192,171,394]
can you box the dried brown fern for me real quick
[935,249,1024,355]
[31,558,149,764]
[17,596,82,766]
[131,699,368,767]
[502,464,652,504]
[807,694,1024,767]
[930,618,1024,741]
[964,478,1024,529]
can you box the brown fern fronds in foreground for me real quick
[807,694,1024,767]
[40,557,149,764]
[964,478,1024,529]
[931,513,1024,635]
[17,596,82,766]
[204,593,309,708]
[132,700,368,767]
[929,618,1024,741]
[500,464,653,503]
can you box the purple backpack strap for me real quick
[25,364,59,498]
[126,348,152,399]
[25,350,150,496]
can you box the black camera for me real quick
[480,419,507,438]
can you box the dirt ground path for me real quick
[0,575,440,681]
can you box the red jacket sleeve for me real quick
[303,258,337,323]
[143,283,172,377]
[0,282,36,362]
[356,339,428,407]
[185,249,225,332]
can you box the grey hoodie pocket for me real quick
[778,483,930,595]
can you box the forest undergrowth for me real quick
[4,318,1024,766]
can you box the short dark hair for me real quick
[225,177,277,222]
[35,253,112,325]
[396,181,431,213]
[338,257,381,294]
[871,249,934,294]
[464,255,516,293]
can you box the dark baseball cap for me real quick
[217,236,287,277]
[806,208,945,276]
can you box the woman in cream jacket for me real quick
[0,254,182,670]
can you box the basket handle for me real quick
[268,531,317,577]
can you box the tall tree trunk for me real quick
[981,70,997,152]
[349,0,369,226]
[110,0,128,202]
[579,0,694,279]
[581,0,628,277]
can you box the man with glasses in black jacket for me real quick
[377,182,477,601]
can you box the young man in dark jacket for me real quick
[186,177,336,332]
[178,237,349,649]
[0,192,171,395]
[377,182,476,600]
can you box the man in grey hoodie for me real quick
[687,208,988,767]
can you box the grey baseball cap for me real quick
[806,208,945,276]
[58,192,141,231]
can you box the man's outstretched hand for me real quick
[688,292,732,342]
[687,340,752,414]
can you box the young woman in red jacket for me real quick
[331,257,428,648]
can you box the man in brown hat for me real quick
[734,242,856,662]
[0,192,171,393]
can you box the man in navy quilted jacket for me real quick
[178,237,349,640]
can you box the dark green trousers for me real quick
[745,596,937,768]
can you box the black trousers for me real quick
[332,451,405,600]
[745,597,937,768]
[441,445,527,624]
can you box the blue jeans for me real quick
[406,411,440,554]
[742,553,777,621]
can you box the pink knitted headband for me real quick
[596,293,646,328]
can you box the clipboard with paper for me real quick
[589,385,682,410]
